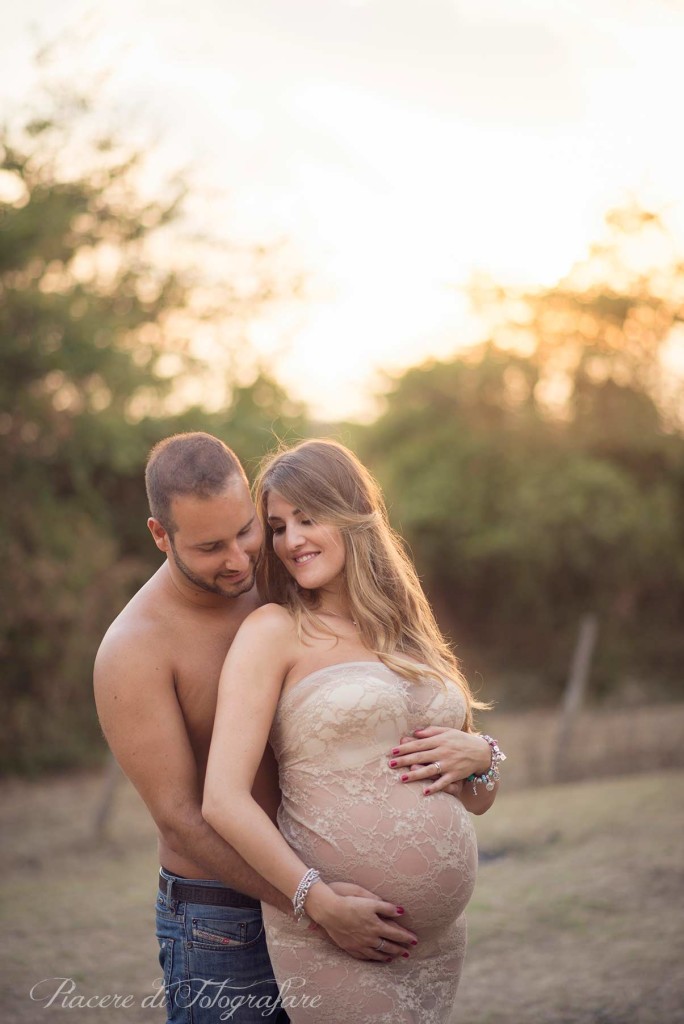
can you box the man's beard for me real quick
[169,541,257,599]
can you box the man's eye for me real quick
[201,544,220,552]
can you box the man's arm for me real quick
[93,629,291,913]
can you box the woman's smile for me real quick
[266,490,346,591]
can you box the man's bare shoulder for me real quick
[97,567,169,637]
[94,567,175,683]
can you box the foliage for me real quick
[360,207,684,705]
[3,69,682,772]
[0,88,306,774]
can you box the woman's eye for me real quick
[272,526,285,535]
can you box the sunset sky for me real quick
[4,0,684,419]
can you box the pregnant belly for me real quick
[279,780,478,931]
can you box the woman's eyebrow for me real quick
[267,508,301,522]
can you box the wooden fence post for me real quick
[554,613,599,782]
[93,753,122,840]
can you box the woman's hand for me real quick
[388,726,492,795]
[304,883,418,962]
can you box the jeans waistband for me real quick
[159,868,261,910]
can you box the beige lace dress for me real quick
[262,661,478,1023]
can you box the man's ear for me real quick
[148,517,171,554]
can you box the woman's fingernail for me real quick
[400,774,409,782]
[402,952,410,958]
[391,748,400,755]
[423,787,431,795]
[389,760,398,768]
[410,939,418,946]
[385,956,393,963]
[396,906,405,914]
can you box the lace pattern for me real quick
[263,663,478,1023]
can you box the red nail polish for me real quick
[402,952,410,958]
[389,760,398,768]
[392,748,400,755]
[410,939,418,946]
[396,906,405,914]
[423,788,430,795]
[401,774,409,782]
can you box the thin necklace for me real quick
[322,610,358,627]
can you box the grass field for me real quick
[1,767,682,1024]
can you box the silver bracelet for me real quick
[293,867,321,921]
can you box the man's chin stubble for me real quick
[215,575,256,599]
[170,547,256,600]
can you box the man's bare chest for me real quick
[170,623,236,743]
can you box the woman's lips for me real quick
[293,552,319,565]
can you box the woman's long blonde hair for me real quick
[254,439,487,730]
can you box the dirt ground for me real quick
[1,768,682,1024]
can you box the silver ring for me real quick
[374,938,386,951]
[431,761,442,775]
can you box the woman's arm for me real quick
[451,777,499,815]
[202,605,416,961]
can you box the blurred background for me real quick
[1,2,683,1022]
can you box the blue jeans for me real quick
[156,869,289,1024]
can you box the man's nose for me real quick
[223,543,249,571]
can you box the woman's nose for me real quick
[285,523,305,551]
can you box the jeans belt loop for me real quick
[164,872,177,912]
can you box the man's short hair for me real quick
[145,432,246,534]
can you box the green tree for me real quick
[361,206,684,704]
[0,86,306,773]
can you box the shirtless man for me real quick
[94,432,417,1024]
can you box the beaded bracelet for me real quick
[466,734,506,794]
[293,867,321,921]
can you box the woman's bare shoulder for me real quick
[237,602,296,639]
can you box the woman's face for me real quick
[266,490,346,593]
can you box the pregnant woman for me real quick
[203,440,502,1023]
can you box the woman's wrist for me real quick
[466,734,506,794]
[292,867,321,920]
[302,880,340,926]
[473,732,493,775]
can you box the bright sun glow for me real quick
[4,0,684,419]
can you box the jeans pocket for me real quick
[183,910,281,1022]
[190,912,263,951]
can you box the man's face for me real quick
[164,478,263,599]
